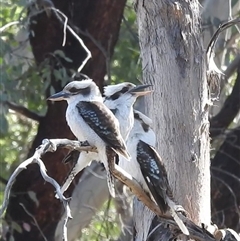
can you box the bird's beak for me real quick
[128,84,152,96]
[47,91,70,101]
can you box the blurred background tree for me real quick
[0,0,239,240]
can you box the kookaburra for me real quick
[119,110,189,236]
[57,82,151,197]
[104,82,151,140]
[48,79,129,197]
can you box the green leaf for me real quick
[53,69,62,81]
[28,191,39,207]
[54,50,66,58]
[11,221,22,233]
[64,57,73,63]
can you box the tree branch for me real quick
[210,68,240,138]
[206,18,240,61]
[107,149,216,241]
[206,18,240,96]
[28,5,92,73]
[5,101,42,122]
[0,139,96,241]
[1,138,218,241]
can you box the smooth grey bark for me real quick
[136,0,211,238]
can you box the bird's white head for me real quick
[104,82,152,107]
[48,79,102,104]
[134,110,153,126]
[131,110,156,146]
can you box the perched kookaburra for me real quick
[104,82,152,140]
[119,110,189,236]
[57,82,151,197]
[48,79,129,197]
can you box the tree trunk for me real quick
[5,1,126,240]
[135,0,210,238]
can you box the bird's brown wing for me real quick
[76,101,129,158]
[136,140,171,213]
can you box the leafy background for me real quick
[0,0,240,240]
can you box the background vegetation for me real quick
[0,0,240,240]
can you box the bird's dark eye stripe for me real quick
[69,87,80,93]
[68,86,91,96]
[134,113,149,132]
[105,85,132,101]
[110,92,121,100]
[81,86,91,96]
[120,86,130,94]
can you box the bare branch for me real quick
[206,18,240,94]
[28,6,92,73]
[0,21,19,33]
[19,203,48,241]
[1,138,217,241]
[51,8,92,73]
[0,139,96,241]
[77,29,112,82]
[210,69,240,138]
[206,18,240,62]
[4,101,41,122]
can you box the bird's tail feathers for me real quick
[114,147,130,161]
[167,198,189,236]
[106,169,116,198]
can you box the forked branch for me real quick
[0,139,96,241]
[0,138,219,241]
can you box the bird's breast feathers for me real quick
[66,102,104,147]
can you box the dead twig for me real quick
[0,138,96,241]
[1,138,217,241]
[206,18,240,99]
[28,5,92,73]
